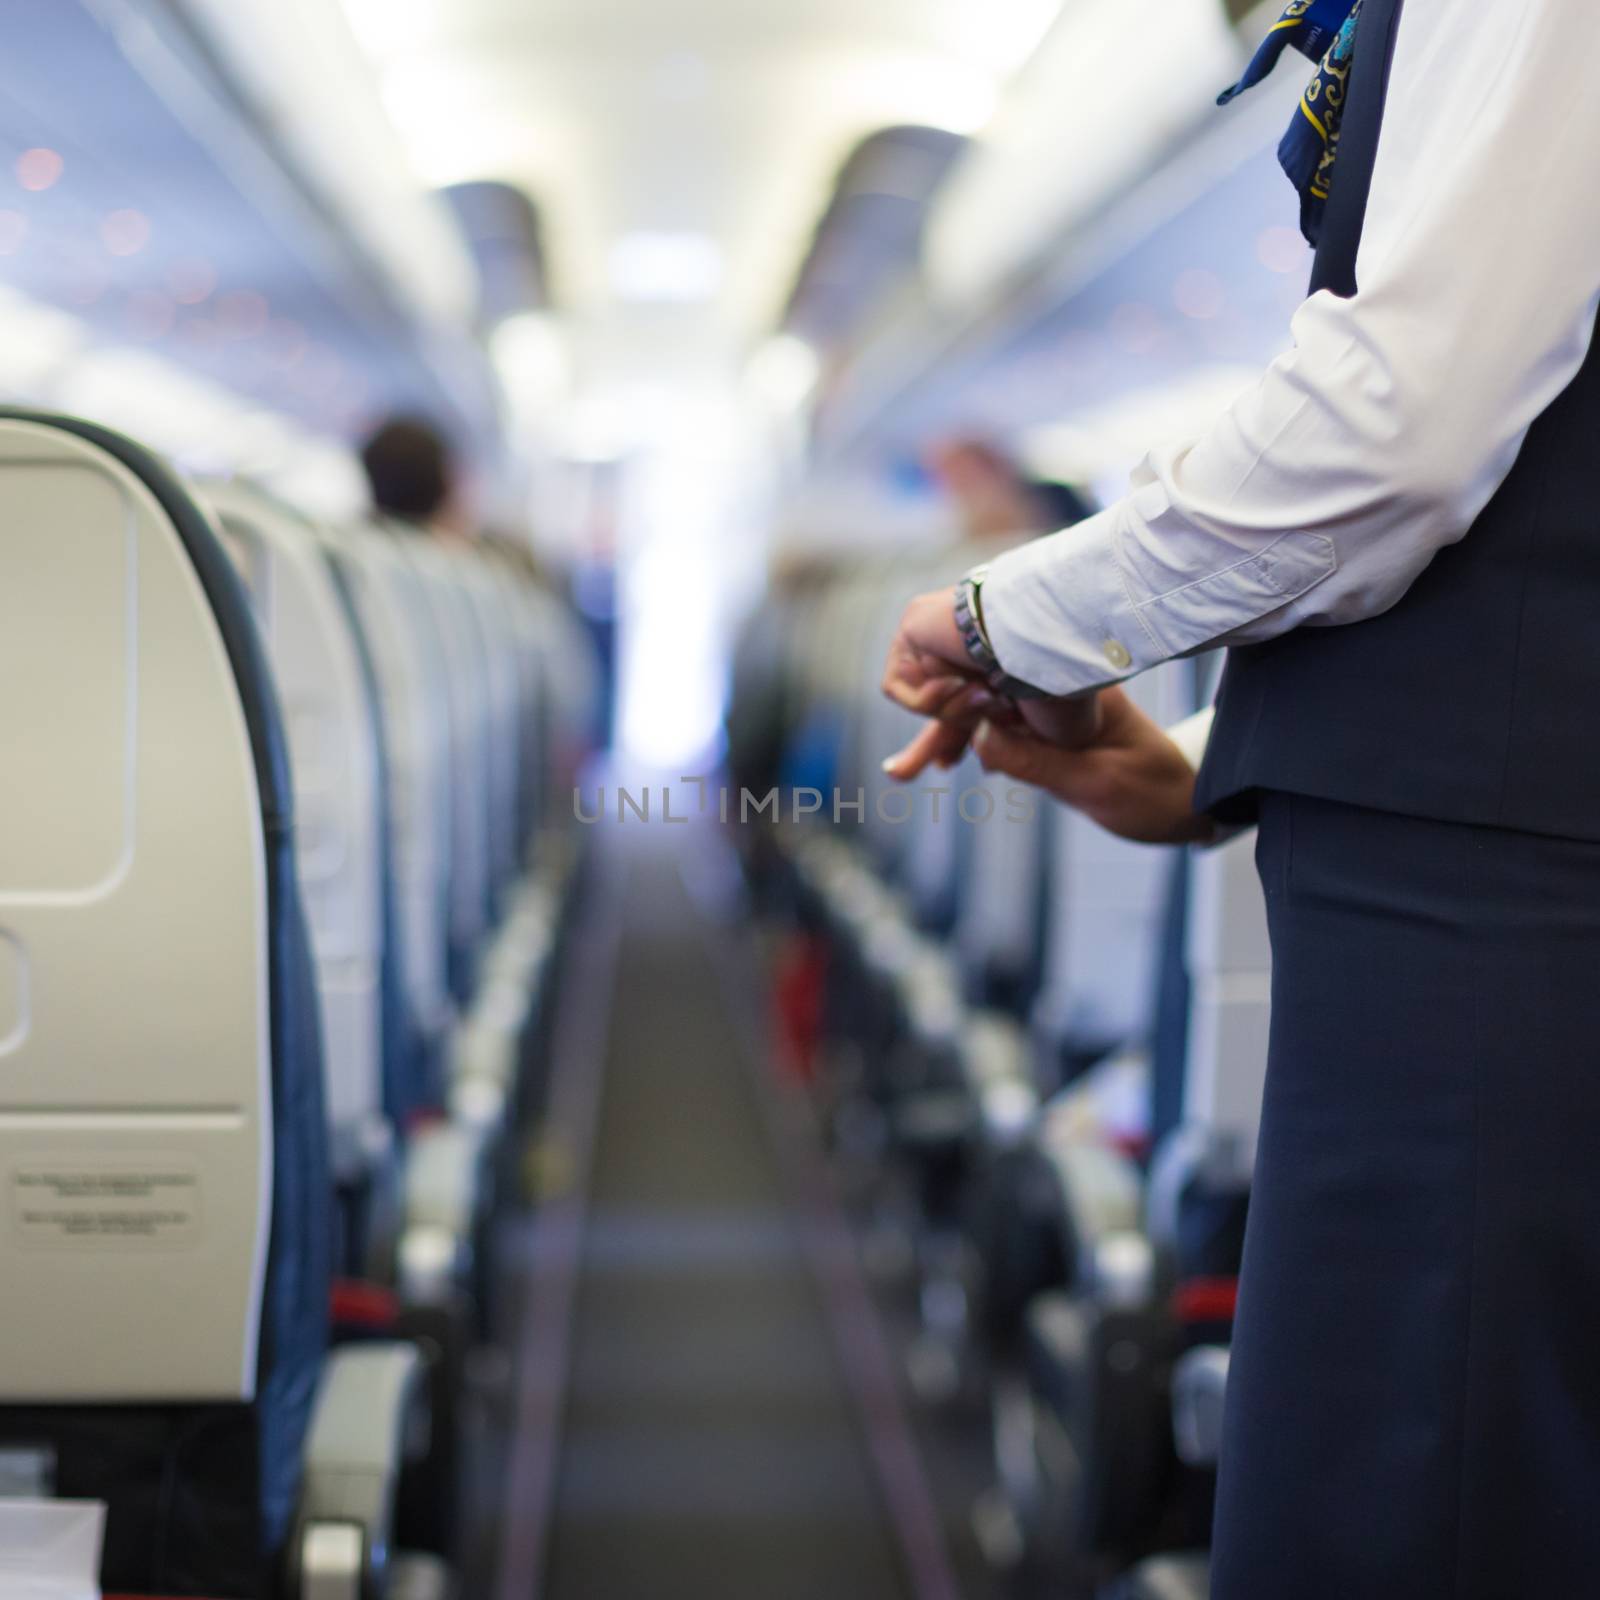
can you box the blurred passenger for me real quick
[479,526,554,588]
[726,554,840,802]
[926,437,1088,543]
[360,414,472,539]
[1026,477,1093,533]
[879,3,1600,1595]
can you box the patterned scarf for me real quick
[1218,0,1365,246]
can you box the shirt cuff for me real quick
[978,507,1166,696]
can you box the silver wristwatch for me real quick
[954,564,1049,700]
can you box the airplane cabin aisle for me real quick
[498,822,954,1600]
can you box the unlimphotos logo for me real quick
[572,778,1038,826]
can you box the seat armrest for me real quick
[400,1123,484,1301]
[1036,1136,1144,1254]
[1091,1229,1159,1310]
[1171,1344,1230,1467]
[388,1553,452,1600]
[292,1343,425,1600]
[1110,1552,1211,1600]
[898,946,964,1049]
[404,1122,484,1238]
[468,977,532,1053]
[959,1010,1031,1089]
[820,859,886,940]
[891,1086,978,1155]
[858,912,918,984]
[448,1009,519,1094]
[446,1074,507,1136]
[958,1011,1037,1146]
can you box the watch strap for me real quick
[954,564,1050,700]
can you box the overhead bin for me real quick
[781,125,967,353]
[815,8,1312,468]
[923,0,1244,311]
[172,0,479,331]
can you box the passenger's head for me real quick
[926,437,1049,543]
[360,415,456,526]
[1027,478,1095,532]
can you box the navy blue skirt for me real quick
[1211,791,1600,1599]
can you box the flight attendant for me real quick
[879,2,1600,1594]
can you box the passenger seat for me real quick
[0,413,445,1599]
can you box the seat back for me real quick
[899,753,975,934]
[1030,663,1190,1074]
[1140,829,1266,1294]
[534,585,603,806]
[478,548,550,855]
[0,412,329,1591]
[951,768,1048,1012]
[402,536,494,998]
[447,548,524,900]
[1144,654,1263,1278]
[327,525,455,1069]
[832,579,909,862]
[1179,831,1270,1182]
[206,483,385,1164]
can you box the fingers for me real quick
[881,679,1030,781]
[882,716,975,781]
[882,665,971,716]
[879,630,976,713]
[1016,692,1102,749]
[879,590,980,713]
[971,718,1057,789]
[940,681,1006,723]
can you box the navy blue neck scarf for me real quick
[1219,0,1365,245]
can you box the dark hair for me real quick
[360,415,454,521]
[1028,478,1094,531]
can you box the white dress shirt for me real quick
[981,0,1600,711]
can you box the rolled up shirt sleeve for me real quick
[980,0,1600,698]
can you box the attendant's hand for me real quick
[879,587,981,716]
[881,684,1103,781]
[972,687,1215,845]
[880,586,1102,779]
[877,586,986,778]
